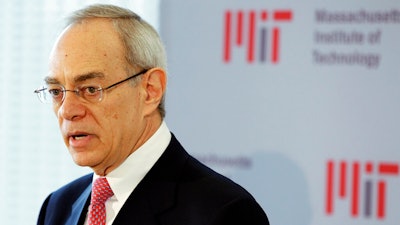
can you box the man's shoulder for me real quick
[166,135,255,199]
[172,155,269,224]
[184,155,253,198]
[37,173,93,225]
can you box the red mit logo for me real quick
[325,160,399,219]
[223,9,292,64]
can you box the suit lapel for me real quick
[112,134,188,225]
[66,179,92,225]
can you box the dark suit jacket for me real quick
[37,134,269,225]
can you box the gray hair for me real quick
[66,4,167,118]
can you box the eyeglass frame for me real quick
[34,69,148,105]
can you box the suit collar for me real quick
[112,134,189,224]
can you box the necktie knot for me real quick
[92,177,114,204]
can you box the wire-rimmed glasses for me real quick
[34,69,148,105]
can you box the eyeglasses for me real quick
[34,69,148,105]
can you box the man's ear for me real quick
[141,68,167,113]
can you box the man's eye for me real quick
[48,88,62,97]
[83,86,99,95]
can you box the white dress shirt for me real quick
[84,121,171,225]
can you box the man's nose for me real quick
[57,91,86,121]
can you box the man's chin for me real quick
[70,152,96,168]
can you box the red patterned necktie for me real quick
[88,177,114,225]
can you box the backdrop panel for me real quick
[160,1,400,224]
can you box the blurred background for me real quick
[1,0,400,225]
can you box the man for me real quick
[36,4,269,225]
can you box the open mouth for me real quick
[71,134,88,140]
[67,132,92,147]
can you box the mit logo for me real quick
[325,160,399,219]
[223,9,292,64]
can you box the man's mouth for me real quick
[72,134,88,140]
[67,132,92,148]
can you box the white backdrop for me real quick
[161,0,400,225]
[0,1,159,224]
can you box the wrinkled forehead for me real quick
[48,19,129,85]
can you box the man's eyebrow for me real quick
[44,72,105,84]
[73,72,105,83]
[44,76,59,84]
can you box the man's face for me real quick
[48,19,148,175]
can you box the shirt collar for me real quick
[93,121,171,204]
